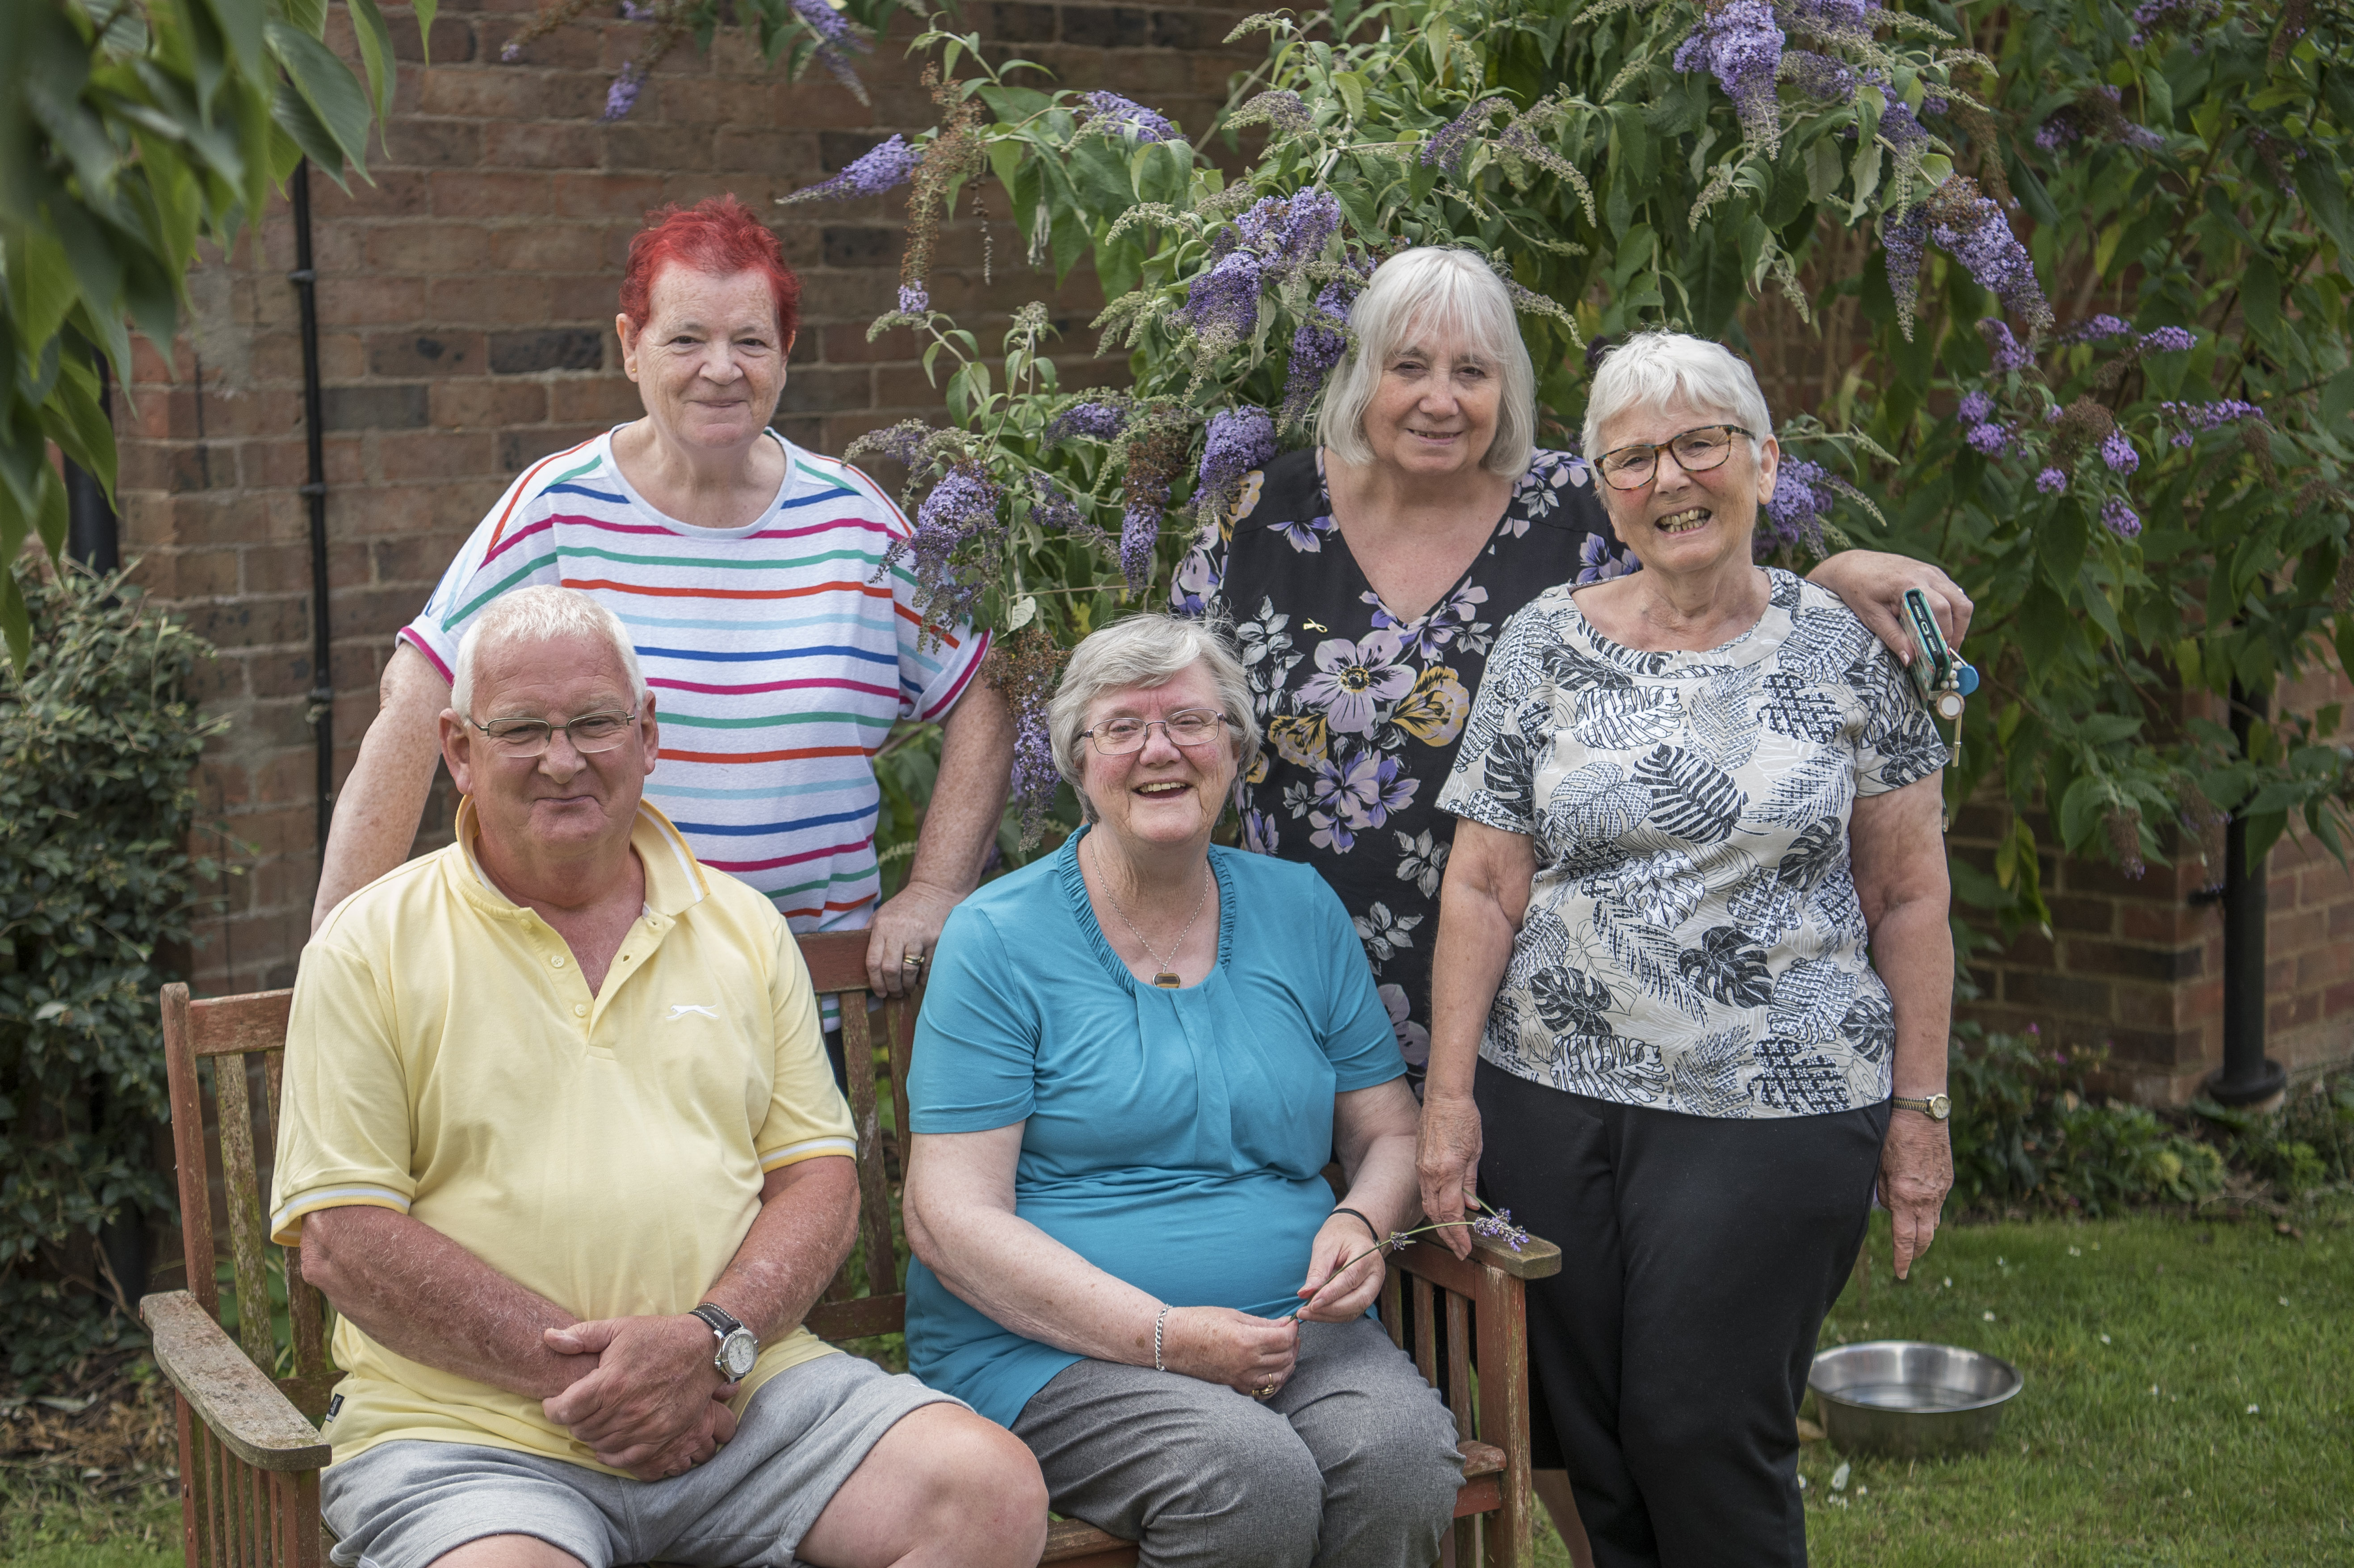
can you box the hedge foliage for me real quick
[0,564,224,1375]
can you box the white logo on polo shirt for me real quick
[667,1003,720,1021]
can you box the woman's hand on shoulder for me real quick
[1293,1214,1390,1323]
[1807,551,1974,662]
[1161,1306,1299,1398]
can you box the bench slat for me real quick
[804,1294,906,1342]
[188,991,296,1058]
[1041,1519,1138,1567]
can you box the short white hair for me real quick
[1048,615,1259,823]
[1318,248,1537,479]
[1581,331,1771,462]
[450,586,648,720]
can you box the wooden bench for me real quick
[143,931,1561,1568]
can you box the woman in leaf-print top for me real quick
[1418,333,1956,1568]
[1170,250,1976,1097]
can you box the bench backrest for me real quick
[159,932,910,1395]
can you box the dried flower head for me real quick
[1231,90,1312,136]
[2049,396,2116,468]
[2105,806,2147,879]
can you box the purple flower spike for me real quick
[1958,391,1995,423]
[1884,207,1928,327]
[781,134,921,202]
[2036,467,2069,494]
[791,0,869,52]
[1766,457,1838,552]
[1672,0,1784,146]
[1083,91,1178,143]
[1930,188,2048,325]
[2099,431,2140,474]
[1977,319,2034,373]
[1966,423,2010,456]
[1183,249,1267,346]
[898,282,929,315]
[1119,503,1162,591]
[2140,326,2197,353]
[1281,280,1355,427]
[1049,402,1128,444]
[2100,496,2143,538]
[1199,407,1277,511]
[600,63,645,122]
[1422,98,1508,173]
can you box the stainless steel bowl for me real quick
[1807,1341,2024,1459]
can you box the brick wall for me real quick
[1953,668,2354,1103]
[107,0,1259,994]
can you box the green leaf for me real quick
[2059,773,2107,851]
[4,226,79,351]
[2293,155,2354,259]
[2320,368,2354,434]
[198,0,264,75]
[346,0,395,128]
[412,0,437,60]
[265,19,370,174]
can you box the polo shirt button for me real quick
[551,955,566,968]
[574,1003,587,1018]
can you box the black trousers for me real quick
[1475,1058,1889,1568]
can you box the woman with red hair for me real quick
[318,194,1014,1019]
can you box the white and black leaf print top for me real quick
[1435,569,1947,1119]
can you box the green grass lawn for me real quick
[1531,1199,2354,1566]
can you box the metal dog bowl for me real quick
[1808,1341,2023,1459]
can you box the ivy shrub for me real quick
[0,564,226,1377]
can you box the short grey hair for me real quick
[1580,331,1772,464]
[451,586,648,721]
[1318,248,1537,479]
[1048,615,1260,823]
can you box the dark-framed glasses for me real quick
[1594,425,1753,491]
[469,708,640,758]
[1081,709,1234,756]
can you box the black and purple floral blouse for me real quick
[1170,447,1633,1081]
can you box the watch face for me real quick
[719,1329,759,1380]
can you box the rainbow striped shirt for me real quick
[402,428,988,933]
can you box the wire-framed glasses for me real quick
[1081,709,1234,755]
[469,709,640,758]
[1594,425,1753,491]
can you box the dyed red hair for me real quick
[618,195,801,345]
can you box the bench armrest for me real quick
[1467,1227,1562,1280]
[143,1291,332,1472]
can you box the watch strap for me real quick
[690,1303,745,1338]
[1891,1093,1951,1120]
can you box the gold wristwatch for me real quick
[1891,1092,1951,1121]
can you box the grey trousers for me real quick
[1011,1316,1463,1568]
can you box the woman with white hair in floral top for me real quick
[1418,331,1956,1567]
[1169,247,1972,1105]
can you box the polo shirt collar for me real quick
[451,796,711,919]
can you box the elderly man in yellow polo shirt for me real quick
[269,586,1048,1568]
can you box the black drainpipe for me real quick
[62,354,119,574]
[2209,679,2287,1108]
[290,159,335,862]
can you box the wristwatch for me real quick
[1892,1092,1952,1121]
[690,1303,759,1380]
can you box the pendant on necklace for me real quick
[1153,971,1182,989]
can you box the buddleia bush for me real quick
[0,565,227,1376]
[794,0,2354,920]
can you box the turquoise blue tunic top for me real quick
[904,827,1406,1429]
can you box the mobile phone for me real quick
[1902,589,1976,721]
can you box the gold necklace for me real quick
[1090,836,1212,989]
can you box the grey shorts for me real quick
[321,1354,959,1568]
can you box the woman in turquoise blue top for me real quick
[903,615,1463,1568]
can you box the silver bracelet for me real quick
[1154,1305,1171,1372]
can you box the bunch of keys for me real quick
[1901,588,1976,813]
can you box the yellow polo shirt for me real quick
[270,798,858,1471]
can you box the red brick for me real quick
[482,120,604,169]
[430,169,560,218]
[379,430,498,482]
[551,172,674,219]
[432,378,554,428]
[2270,993,2321,1031]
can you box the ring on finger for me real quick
[1252,1384,1276,1400]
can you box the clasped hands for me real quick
[540,1313,738,1481]
[1157,1211,1390,1400]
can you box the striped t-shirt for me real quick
[402,427,989,933]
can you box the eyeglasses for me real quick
[468,709,640,758]
[1594,425,1754,491]
[1080,710,1234,756]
